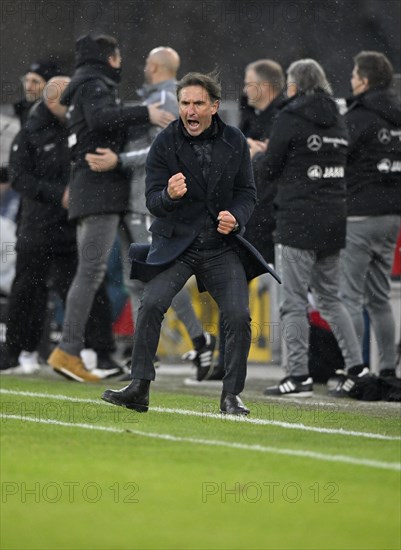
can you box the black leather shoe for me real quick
[101,379,150,412]
[220,392,250,416]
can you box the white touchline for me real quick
[2,414,400,472]
[1,388,400,441]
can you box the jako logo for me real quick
[307,166,344,180]
[377,158,392,173]
[377,159,401,173]
[307,165,323,180]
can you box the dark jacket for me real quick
[239,93,285,141]
[129,114,280,287]
[345,88,401,216]
[60,35,150,220]
[242,94,285,262]
[259,91,349,252]
[9,100,75,252]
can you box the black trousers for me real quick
[131,243,251,395]
[6,245,114,358]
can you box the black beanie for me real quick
[28,60,61,81]
[75,35,116,68]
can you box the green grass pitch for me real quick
[1,375,400,550]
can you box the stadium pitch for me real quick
[1,369,400,550]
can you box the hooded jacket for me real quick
[60,35,150,220]
[259,91,349,251]
[9,100,75,252]
[345,88,401,216]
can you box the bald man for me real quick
[85,47,218,381]
[3,77,119,379]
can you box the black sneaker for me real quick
[328,367,370,398]
[263,376,314,397]
[95,356,124,379]
[182,333,216,381]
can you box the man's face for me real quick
[108,48,122,69]
[144,55,154,84]
[178,85,218,137]
[351,65,368,95]
[22,72,46,103]
[243,68,261,106]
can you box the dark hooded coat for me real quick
[345,88,401,216]
[257,91,349,252]
[60,35,150,220]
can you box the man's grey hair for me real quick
[287,59,333,95]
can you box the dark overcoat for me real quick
[129,114,280,287]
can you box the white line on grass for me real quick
[2,413,400,472]
[1,388,400,441]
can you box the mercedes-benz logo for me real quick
[377,128,391,145]
[307,134,322,151]
[307,165,323,180]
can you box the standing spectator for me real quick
[48,35,174,381]
[254,59,364,397]
[14,60,61,126]
[85,47,216,382]
[241,59,285,141]
[102,71,279,415]
[335,51,401,395]
[211,60,286,383]
[2,77,118,378]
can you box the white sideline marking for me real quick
[1,388,400,441]
[2,414,400,472]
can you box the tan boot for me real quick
[48,348,100,382]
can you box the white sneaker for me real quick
[80,349,98,371]
[5,351,41,374]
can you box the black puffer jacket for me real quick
[345,88,401,216]
[9,101,75,252]
[259,91,349,251]
[60,35,150,220]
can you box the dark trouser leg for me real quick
[6,248,51,357]
[196,247,250,395]
[130,261,194,380]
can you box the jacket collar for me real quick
[173,113,234,194]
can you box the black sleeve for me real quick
[9,131,65,206]
[255,112,293,180]
[82,80,149,132]
[145,133,182,217]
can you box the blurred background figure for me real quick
[2,76,120,378]
[337,51,401,392]
[251,59,364,397]
[14,60,61,126]
[85,46,216,382]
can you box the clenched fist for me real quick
[217,210,238,234]
[168,172,187,199]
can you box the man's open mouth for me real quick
[188,119,200,130]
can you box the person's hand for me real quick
[148,102,175,128]
[247,138,268,159]
[167,172,187,199]
[61,186,69,209]
[217,210,237,234]
[85,148,118,172]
